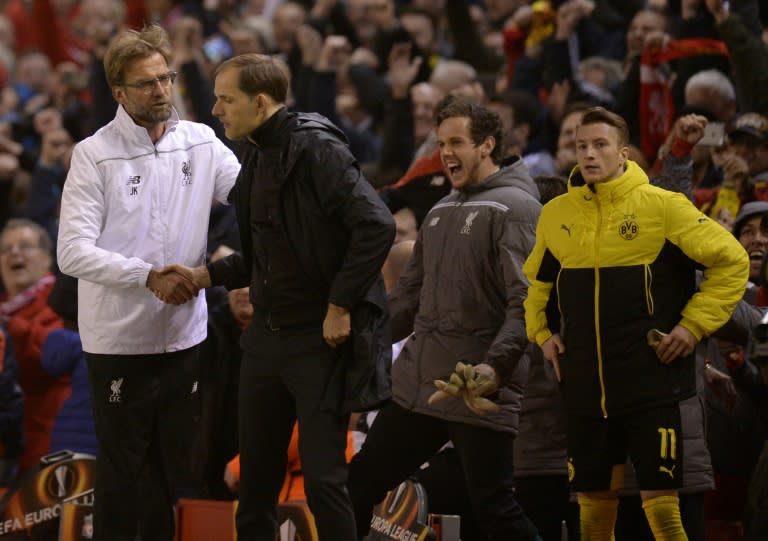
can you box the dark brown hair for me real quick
[216,53,288,104]
[435,96,505,164]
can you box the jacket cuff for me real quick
[534,328,553,347]
[206,260,223,287]
[138,266,151,288]
[679,319,704,341]
[670,137,695,157]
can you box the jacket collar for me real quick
[114,104,179,146]
[568,160,649,202]
[461,155,540,200]
[248,106,292,148]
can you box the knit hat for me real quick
[733,201,768,238]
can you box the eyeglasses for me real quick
[0,243,41,256]
[121,71,177,94]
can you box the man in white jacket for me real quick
[57,24,239,541]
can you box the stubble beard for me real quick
[134,103,172,126]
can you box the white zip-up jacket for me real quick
[58,106,240,354]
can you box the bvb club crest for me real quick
[618,218,639,240]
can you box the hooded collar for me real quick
[461,155,540,200]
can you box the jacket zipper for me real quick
[155,147,168,349]
[644,264,654,316]
[594,196,608,418]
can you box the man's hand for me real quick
[296,24,323,68]
[146,268,199,305]
[427,361,500,415]
[461,362,500,415]
[160,263,212,289]
[703,361,738,411]
[541,333,566,382]
[715,152,750,187]
[657,113,709,160]
[644,30,671,51]
[555,0,592,40]
[653,325,697,364]
[323,303,351,348]
[675,114,708,145]
[316,34,351,73]
[387,42,422,99]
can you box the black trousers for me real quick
[236,325,355,541]
[347,401,540,541]
[86,347,200,541]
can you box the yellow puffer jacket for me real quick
[523,161,749,418]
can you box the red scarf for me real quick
[0,274,56,324]
[640,39,729,160]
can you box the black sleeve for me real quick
[308,138,395,308]
[207,251,250,291]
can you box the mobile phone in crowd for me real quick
[697,122,725,147]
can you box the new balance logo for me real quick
[127,175,141,196]
[658,465,676,479]
[109,378,123,403]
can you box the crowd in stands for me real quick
[0,0,767,538]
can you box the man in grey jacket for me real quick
[347,97,541,541]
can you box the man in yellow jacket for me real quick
[523,107,749,540]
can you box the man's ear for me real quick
[482,135,496,158]
[112,85,125,105]
[620,145,630,166]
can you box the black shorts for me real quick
[567,403,683,492]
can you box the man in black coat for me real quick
[167,53,395,541]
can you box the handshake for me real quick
[146,264,211,305]
[428,362,500,416]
